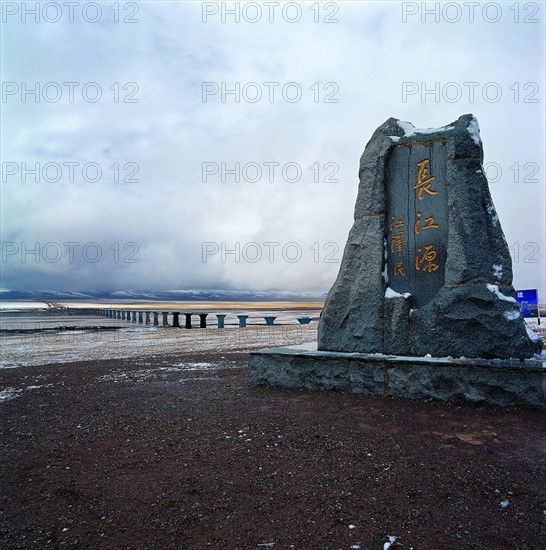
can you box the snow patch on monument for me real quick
[525,324,541,343]
[492,264,503,280]
[504,310,520,321]
[486,284,518,303]
[385,287,411,299]
[487,203,499,226]
[397,120,454,137]
[467,115,481,145]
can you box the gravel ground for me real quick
[1,350,545,549]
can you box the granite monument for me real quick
[318,114,542,359]
[249,115,544,409]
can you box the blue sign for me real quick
[515,289,539,318]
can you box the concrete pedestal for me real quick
[162,312,169,327]
[199,313,208,328]
[238,315,249,328]
[249,344,546,410]
[217,314,226,328]
[184,313,193,329]
[172,312,181,328]
[153,312,159,326]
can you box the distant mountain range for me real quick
[0,289,327,302]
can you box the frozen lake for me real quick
[0,302,321,369]
[0,301,49,310]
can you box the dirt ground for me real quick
[1,350,545,549]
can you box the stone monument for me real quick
[249,115,544,409]
[318,114,541,359]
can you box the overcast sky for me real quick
[1,1,545,298]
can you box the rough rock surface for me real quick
[317,216,386,353]
[383,295,411,355]
[318,114,542,359]
[410,284,539,359]
[249,348,546,410]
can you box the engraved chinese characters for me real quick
[386,141,448,307]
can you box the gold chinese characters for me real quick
[413,158,438,200]
[389,157,442,278]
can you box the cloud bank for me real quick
[1,1,544,299]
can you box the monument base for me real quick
[248,344,546,410]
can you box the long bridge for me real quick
[64,309,313,328]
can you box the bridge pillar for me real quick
[237,315,249,328]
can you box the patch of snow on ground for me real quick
[99,362,223,383]
[171,361,220,371]
[486,284,518,303]
[0,361,20,370]
[384,535,397,550]
[0,324,318,368]
[0,387,23,402]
